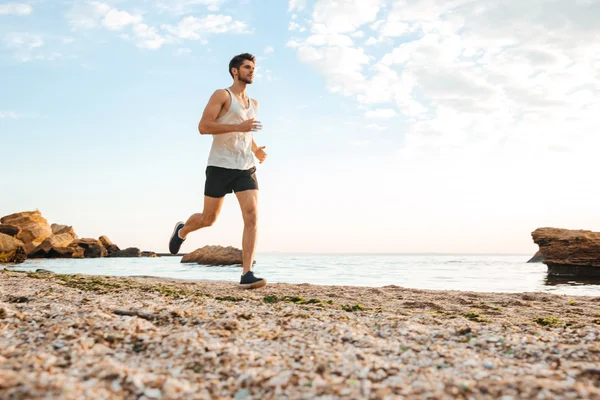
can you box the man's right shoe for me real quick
[239,271,267,289]
[169,221,185,254]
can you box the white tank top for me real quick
[206,88,257,170]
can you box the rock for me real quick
[30,242,84,259]
[99,236,120,256]
[112,247,141,258]
[99,235,113,247]
[43,228,77,248]
[0,211,53,254]
[69,239,108,258]
[0,224,21,238]
[531,228,600,278]
[141,251,158,258]
[181,245,248,266]
[527,250,544,263]
[0,233,27,264]
[29,225,78,258]
[35,269,55,274]
[51,224,69,234]
[105,244,120,256]
[52,225,77,236]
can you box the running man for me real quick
[168,53,267,290]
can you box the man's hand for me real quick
[253,146,267,164]
[237,118,262,133]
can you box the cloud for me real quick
[365,123,387,131]
[287,0,600,162]
[155,0,224,14]
[264,46,274,55]
[2,32,74,62]
[0,111,19,118]
[4,32,43,49]
[288,21,305,32]
[365,108,397,118]
[288,0,306,11]
[67,3,250,50]
[67,2,141,31]
[311,0,383,34]
[0,3,32,15]
[0,111,40,118]
[173,47,192,56]
[132,23,168,49]
[162,15,250,39]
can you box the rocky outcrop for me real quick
[0,211,52,254]
[0,233,26,263]
[1,210,158,262]
[527,250,544,263]
[531,228,600,278]
[181,245,246,266]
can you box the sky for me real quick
[1,0,599,255]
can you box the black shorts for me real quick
[204,166,259,198]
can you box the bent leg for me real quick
[179,196,224,238]
[235,189,258,274]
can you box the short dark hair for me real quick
[229,53,255,78]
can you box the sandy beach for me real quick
[1,268,600,399]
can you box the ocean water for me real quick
[6,253,600,296]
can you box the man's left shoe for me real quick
[169,221,185,255]
[239,271,267,289]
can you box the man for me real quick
[168,53,267,290]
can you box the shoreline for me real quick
[1,269,600,399]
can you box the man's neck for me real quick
[230,82,247,97]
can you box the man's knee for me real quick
[202,213,218,227]
[242,210,258,227]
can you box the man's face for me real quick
[235,60,255,84]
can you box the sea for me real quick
[7,253,600,297]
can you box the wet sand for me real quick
[1,269,600,399]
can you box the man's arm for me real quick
[198,90,260,135]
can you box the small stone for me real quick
[234,388,251,399]
[144,388,162,399]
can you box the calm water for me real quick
[6,253,600,296]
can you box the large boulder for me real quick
[0,224,21,238]
[181,245,247,266]
[112,247,141,258]
[69,238,108,258]
[531,228,600,278]
[99,236,120,256]
[0,233,27,263]
[0,211,52,254]
[30,225,78,258]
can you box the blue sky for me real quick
[2,0,599,254]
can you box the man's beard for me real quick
[239,76,253,84]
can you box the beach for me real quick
[1,268,600,399]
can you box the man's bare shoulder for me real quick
[211,89,230,101]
